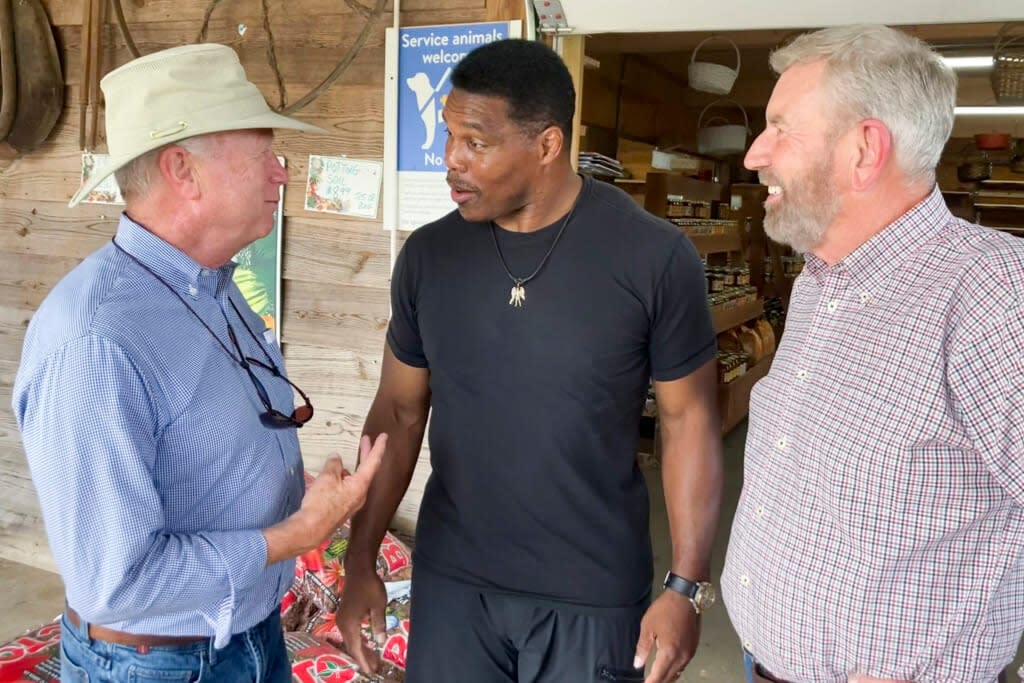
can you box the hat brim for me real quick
[68,110,326,207]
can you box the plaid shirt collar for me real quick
[802,185,951,294]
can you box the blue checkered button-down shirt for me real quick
[13,215,304,648]
[723,187,1024,681]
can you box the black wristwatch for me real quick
[663,571,716,614]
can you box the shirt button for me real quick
[826,300,838,313]
[775,436,787,450]
[797,369,808,381]
[188,284,199,297]
[739,575,751,587]
[755,505,766,518]
[859,292,872,304]
[743,640,753,651]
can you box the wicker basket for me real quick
[696,100,749,157]
[992,23,1024,105]
[688,36,741,95]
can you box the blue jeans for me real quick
[59,608,290,683]
[743,649,756,683]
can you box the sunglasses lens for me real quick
[259,410,294,429]
[293,404,314,424]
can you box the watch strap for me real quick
[663,571,699,598]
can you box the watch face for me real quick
[694,583,717,611]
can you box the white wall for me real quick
[558,0,1023,34]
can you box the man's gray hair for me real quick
[114,135,212,201]
[770,24,957,186]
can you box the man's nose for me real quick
[744,130,771,171]
[444,135,466,173]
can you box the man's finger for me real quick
[352,434,387,483]
[370,604,388,646]
[633,627,653,670]
[340,618,375,672]
[319,453,344,478]
[644,642,677,683]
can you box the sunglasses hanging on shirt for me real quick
[111,238,314,429]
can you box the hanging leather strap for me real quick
[0,0,17,141]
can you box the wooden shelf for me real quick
[720,352,774,434]
[711,298,763,334]
[643,172,729,218]
[762,276,796,298]
[688,232,742,254]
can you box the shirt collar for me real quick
[114,214,237,298]
[801,185,951,294]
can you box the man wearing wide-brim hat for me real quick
[13,43,386,682]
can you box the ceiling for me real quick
[585,22,1010,54]
[582,22,1023,138]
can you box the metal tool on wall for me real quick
[106,0,387,116]
[79,0,106,151]
[0,0,64,157]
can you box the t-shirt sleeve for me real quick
[386,240,429,368]
[649,236,717,382]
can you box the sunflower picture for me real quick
[233,156,285,337]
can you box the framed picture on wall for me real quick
[233,155,286,342]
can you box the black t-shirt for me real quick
[388,175,716,608]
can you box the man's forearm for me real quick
[345,401,428,574]
[661,411,722,579]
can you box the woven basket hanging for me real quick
[992,23,1024,105]
[688,36,741,95]
[696,99,749,157]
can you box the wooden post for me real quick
[486,0,528,21]
[557,34,585,171]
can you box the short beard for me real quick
[762,153,840,255]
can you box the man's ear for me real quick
[849,119,893,192]
[156,144,203,200]
[538,125,566,165]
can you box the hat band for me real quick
[107,92,273,157]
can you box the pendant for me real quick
[509,280,526,307]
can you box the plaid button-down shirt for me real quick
[723,186,1024,682]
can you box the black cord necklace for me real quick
[110,236,315,429]
[110,237,276,371]
[489,186,583,308]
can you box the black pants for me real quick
[406,566,648,683]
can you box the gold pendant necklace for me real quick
[490,187,583,309]
[509,279,526,307]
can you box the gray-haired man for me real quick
[724,23,1024,683]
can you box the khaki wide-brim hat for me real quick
[69,43,325,207]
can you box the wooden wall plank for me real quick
[0,200,117,259]
[486,0,527,21]
[282,216,399,289]
[0,252,85,312]
[41,0,485,27]
[280,279,389,353]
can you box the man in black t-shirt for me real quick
[337,39,722,683]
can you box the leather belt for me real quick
[66,606,207,651]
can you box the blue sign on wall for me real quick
[397,22,513,173]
